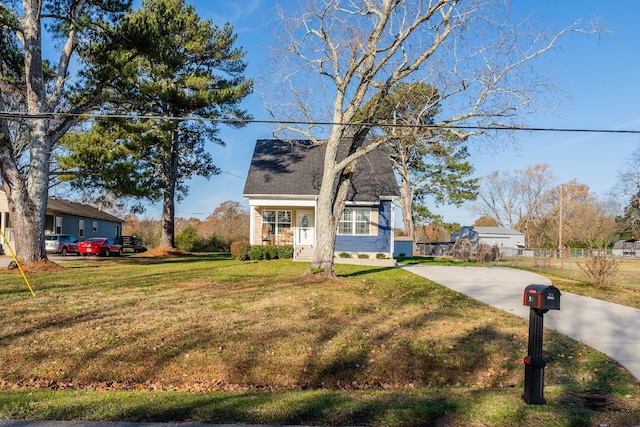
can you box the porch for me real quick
[252,207,316,249]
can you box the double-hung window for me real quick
[338,208,371,235]
[262,210,292,235]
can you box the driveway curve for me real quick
[401,265,640,381]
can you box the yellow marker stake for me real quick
[0,228,35,297]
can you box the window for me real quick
[55,216,62,234]
[79,220,84,238]
[338,208,371,235]
[93,221,98,232]
[262,210,292,235]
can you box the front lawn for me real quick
[0,254,638,426]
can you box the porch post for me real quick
[249,205,256,246]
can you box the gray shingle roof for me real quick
[243,139,400,202]
[46,197,123,223]
[472,226,523,235]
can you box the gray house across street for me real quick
[0,190,123,254]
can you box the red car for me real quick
[78,238,123,257]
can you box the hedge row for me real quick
[230,241,294,261]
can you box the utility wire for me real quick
[1,111,640,134]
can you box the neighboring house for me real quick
[612,239,640,258]
[0,190,123,254]
[243,139,400,260]
[451,226,525,249]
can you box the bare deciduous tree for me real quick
[266,0,590,277]
[472,163,555,246]
[472,169,525,229]
[614,148,640,238]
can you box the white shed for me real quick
[451,226,525,249]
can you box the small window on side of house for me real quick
[338,208,371,236]
[93,221,97,232]
[79,219,85,238]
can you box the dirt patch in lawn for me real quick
[5,259,65,274]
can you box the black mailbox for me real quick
[523,284,560,311]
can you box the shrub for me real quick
[579,252,619,289]
[376,253,387,259]
[277,245,294,259]
[230,241,250,261]
[175,225,198,252]
[263,245,278,260]
[192,233,228,252]
[338,252,352,258]
[248,245,264,261]
[476,244,501,263]
[357,253,369,259]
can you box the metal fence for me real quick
[499,247,607,259]
[416,243,610,259]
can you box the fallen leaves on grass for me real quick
[140,247,192,258]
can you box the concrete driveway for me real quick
[402,265,640,381]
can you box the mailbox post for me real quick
[522,284,561,405]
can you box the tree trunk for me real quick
[159,131,179,248]
[308,136,342,278]
[5,184,45,262]
[160,185,175,248]
[0,1,51,264]
[0,140,48,264]
[400,168,414,240]
[308,132,362,278]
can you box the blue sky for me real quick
[139,0,640,226]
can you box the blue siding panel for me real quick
[48,214,122,241]
[335,201,392,253]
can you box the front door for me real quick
[296,210,314,246]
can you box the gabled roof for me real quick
[243,139,400,202]
[472,226,524,236]
[46,197,123,223]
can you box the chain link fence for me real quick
[416,242,624,279]
[493,247,620,280]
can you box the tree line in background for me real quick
[123,200,249,252]
[469,161,640,250]
[140,152,640,253]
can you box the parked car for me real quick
[78,238,124,257]
[45,234,79,256]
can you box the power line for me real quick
[1,110,640,134]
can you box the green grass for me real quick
[0,253,639,426]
